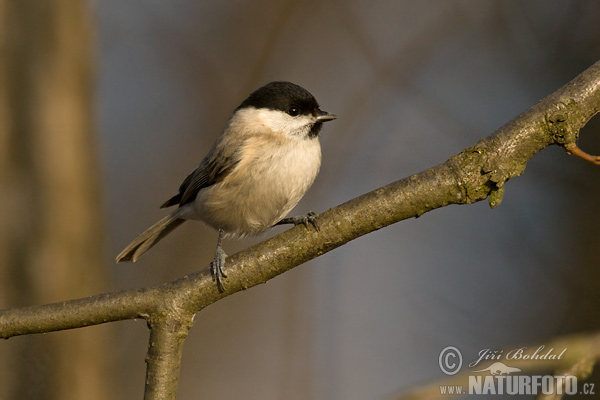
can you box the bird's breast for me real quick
[191,135,321,237]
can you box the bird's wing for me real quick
[160,140,240,208]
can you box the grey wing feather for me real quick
[178,162,212,205]
[161,139,240,208]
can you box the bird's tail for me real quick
[116,211,185,263]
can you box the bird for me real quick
[116,81,336,292]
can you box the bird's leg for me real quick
[210,229,227,293]
[275,211,319,232]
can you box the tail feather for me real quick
[116,211,185,262]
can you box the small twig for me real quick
[565,144,600,165]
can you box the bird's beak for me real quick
[316,110,337,122]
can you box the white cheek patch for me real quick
[255,109,314,137]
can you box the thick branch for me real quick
[144,315,193,400]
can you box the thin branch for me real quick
[1,60,600,398]
[0,287,159,337]
[390,332,600,400]
[565,143,600,164]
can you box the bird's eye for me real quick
[288,106,300,117]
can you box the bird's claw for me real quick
[210,247,227,293]
[278,212,319,231]
[299,211,320,231]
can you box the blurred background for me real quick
[1,1,600,399]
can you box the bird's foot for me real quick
[210,246,227,293]
[276,211,319,232]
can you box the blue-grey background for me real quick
[95,1,600,399]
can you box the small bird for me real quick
[116,81,336,292]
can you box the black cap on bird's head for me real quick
[237,81,337,126]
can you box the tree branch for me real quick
[1,59,600,398]
[144,315,193,400]
[391,331,600,400]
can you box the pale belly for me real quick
[185,138,321,238]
